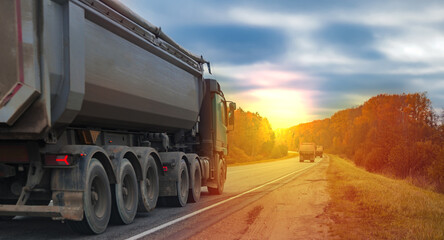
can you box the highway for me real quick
[0,155,328,240]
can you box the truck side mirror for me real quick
[227,102,236,130]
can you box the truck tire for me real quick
[68,159,111,234]
[176,159,190,207]
[137,155,159,212]
[110,159,138,225]
[165,159,189,207]
[188,158,202,203]
[208,156,226,195]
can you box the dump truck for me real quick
[0,0,235,234]
[299,143,316,163]
[316,145,324,158]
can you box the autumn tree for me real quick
[280,93,444,192]
[227,108,287,164]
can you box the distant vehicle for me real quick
[0,0,235,234]
[299,143,316,163]
[316,145,324,158]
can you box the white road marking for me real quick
[126,159,322,240]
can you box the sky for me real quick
[125,0,444,129]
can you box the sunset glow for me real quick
[218,63,317,128]
[126,0,444,130]
[227,88,313,129]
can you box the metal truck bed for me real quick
[0,0,207,139]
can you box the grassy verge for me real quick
[326,154,444,239]
[227,152,298,166]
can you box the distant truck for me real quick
[316,145,324,158]
[299,143,316,162]
[0,0,235,234]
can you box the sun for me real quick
[227,88,312,129]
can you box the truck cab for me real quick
[199,79,235,194]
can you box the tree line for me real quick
[226,108,288,164]
[278,93,444,192]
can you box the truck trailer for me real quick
[0,0,235,234]
[299,142,316,163]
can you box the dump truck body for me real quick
[299,142,316,163]
[0,0,234,234]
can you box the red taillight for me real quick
[57,155,69,165]
[45,154,73,166]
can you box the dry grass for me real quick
[326,154,444,240]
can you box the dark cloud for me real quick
[315,23,384,60]
[169,26,286,64]
[317,73,407,93]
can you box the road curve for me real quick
[0,155,326,240]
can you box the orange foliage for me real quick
[279,93,444,192]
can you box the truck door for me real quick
[212,94,228,155]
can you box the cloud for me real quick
[227,8,320,31]
[169,26,286,64]
[214,62,313,87]
[212,62,322,128]
[122,0,444,127]
[376,27,444,64]
[332,6,444,28]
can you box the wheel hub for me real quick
[91,189,99,204]
[122,186,128,198]
[145,178,151,188]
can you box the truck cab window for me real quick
[220,100,227,126]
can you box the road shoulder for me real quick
[191,157,331,240]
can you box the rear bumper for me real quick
[300,154,315,160]
[0,191,84,221]
[0,204,83,220]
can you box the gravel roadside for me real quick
[190,157,331,240]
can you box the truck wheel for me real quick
[165,159,189,207]
[137,155,159,212]
[68,159,111,234]
[188,158,202,203]
[160,159,189,207]
[176,159,190,207]
[208,158,226,195]
[111,159,138,225]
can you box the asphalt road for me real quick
[0,155,325,240]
